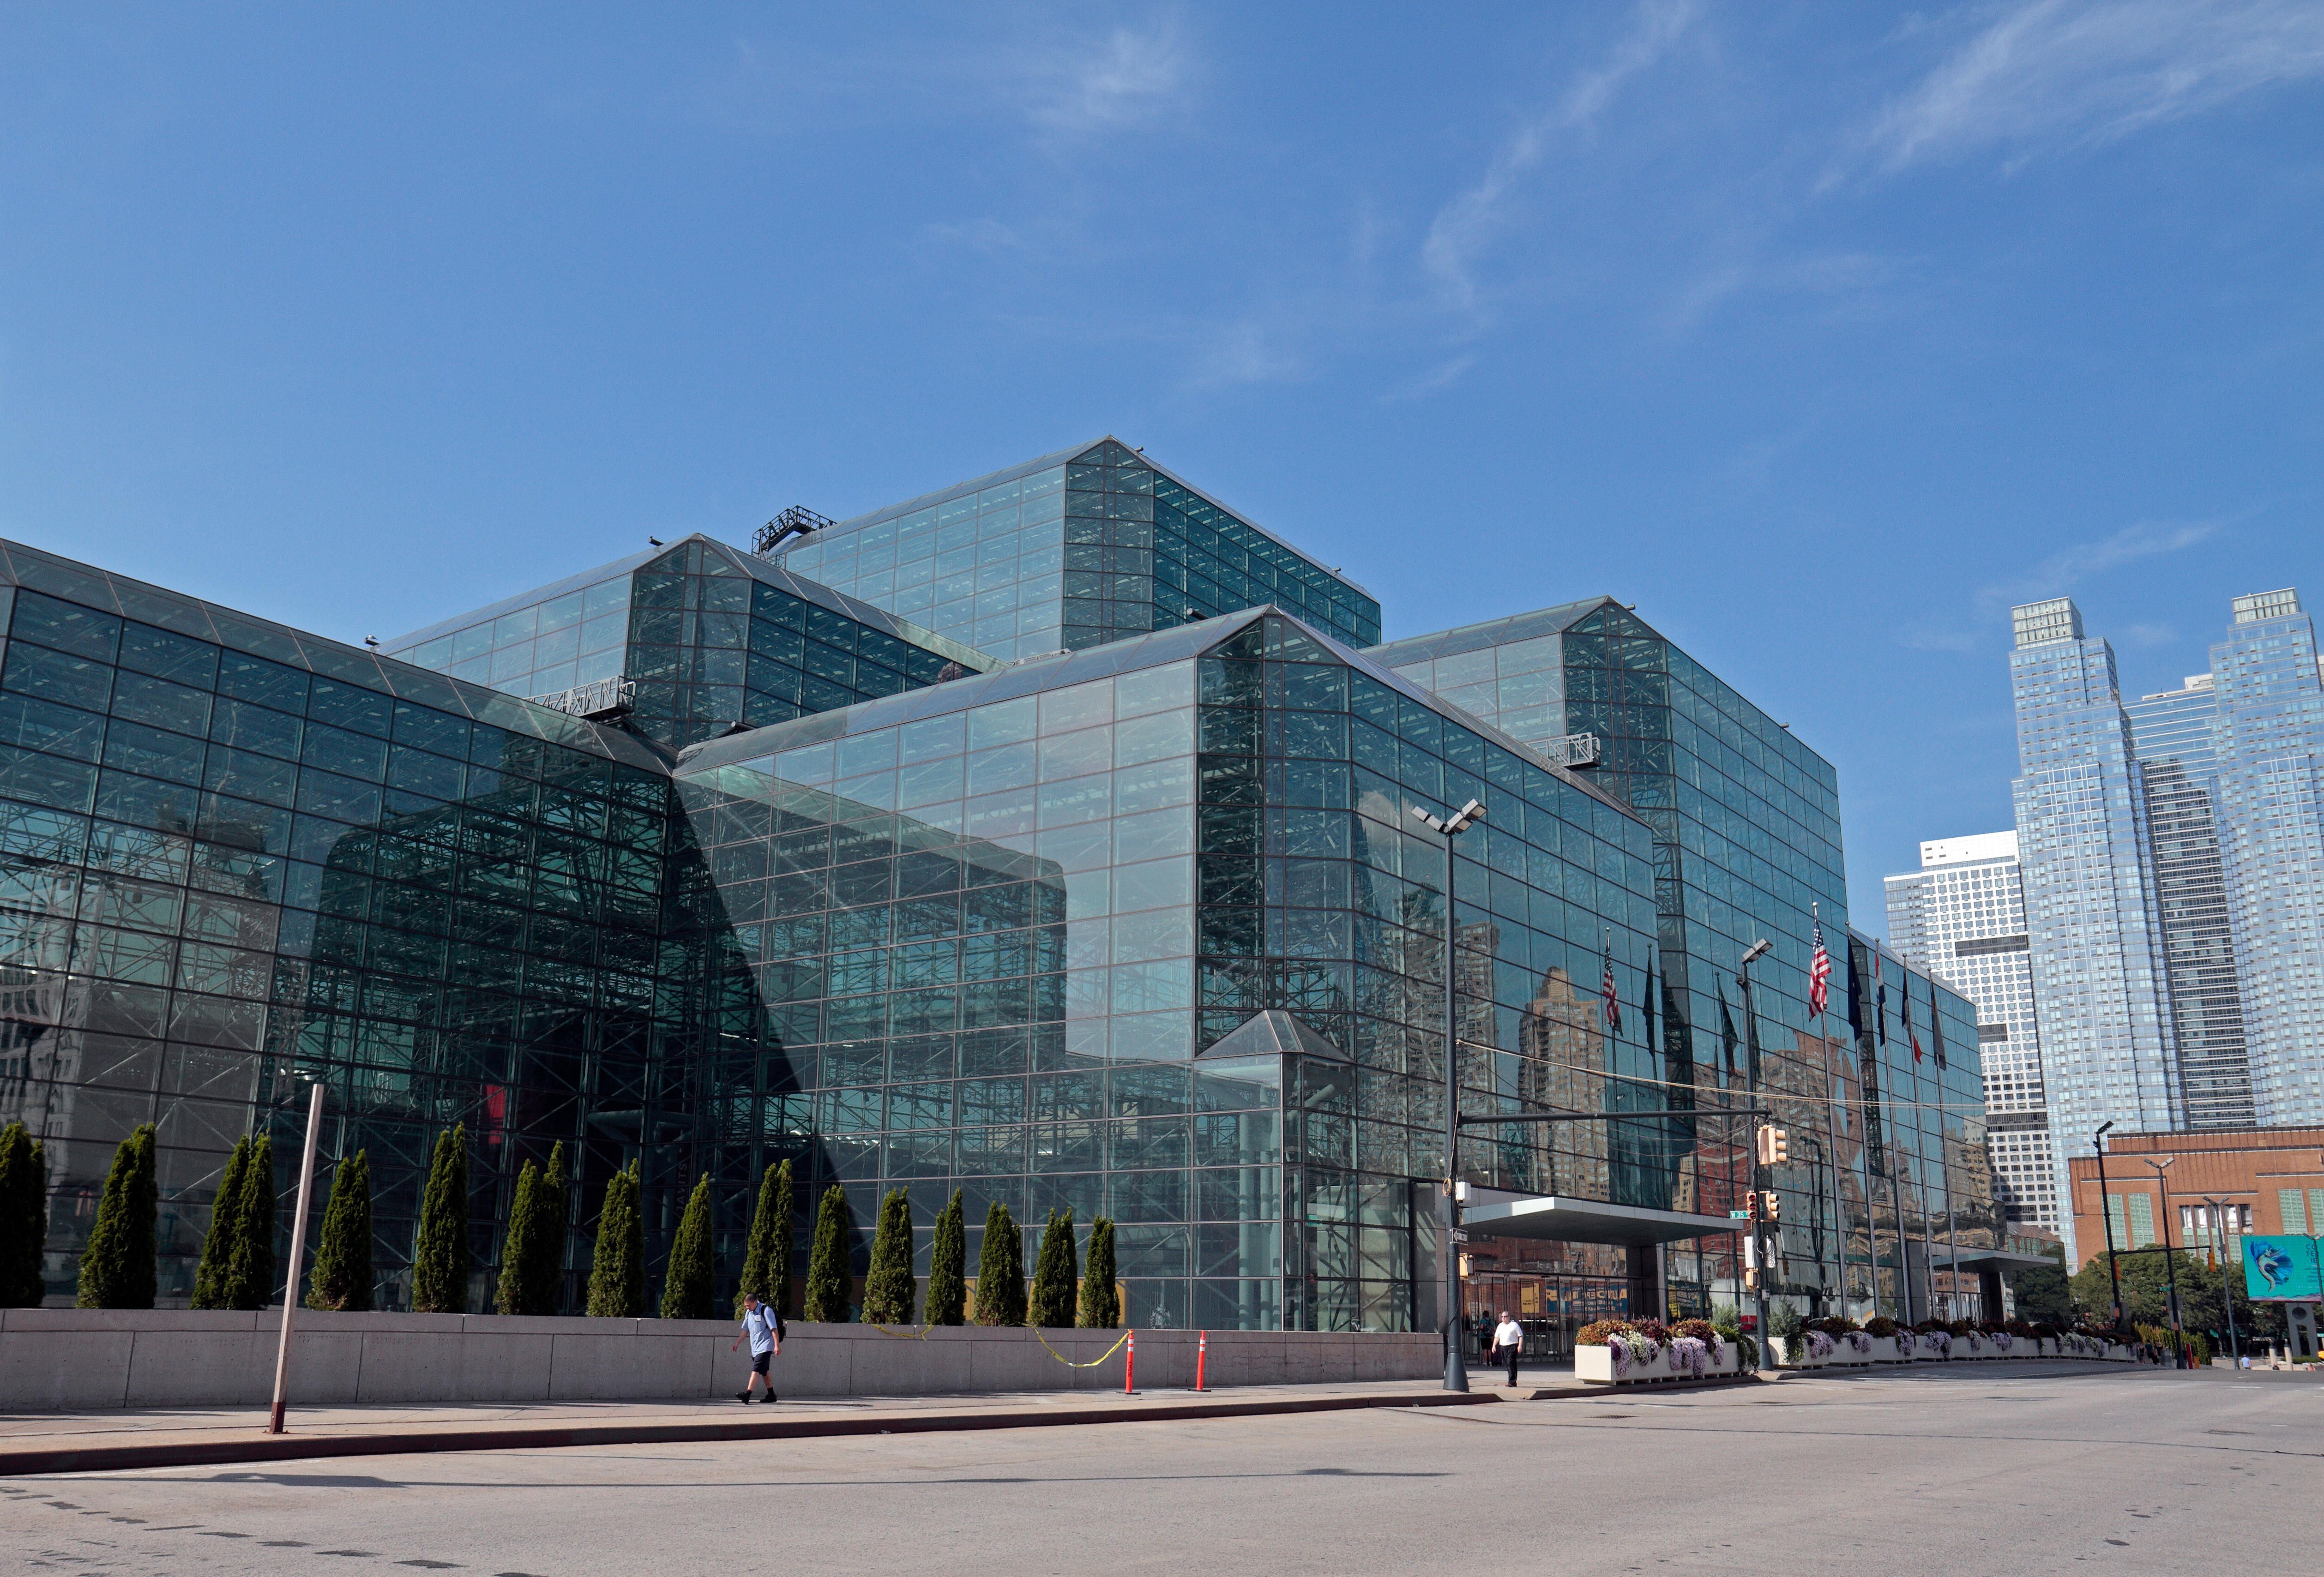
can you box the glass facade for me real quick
[384,537,990,752]
[2,438,1996,1330]
[1374,600,1994,1328]
[776,439,1383,663]
[0,542,679,1308]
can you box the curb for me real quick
[0,1390,1504,1478]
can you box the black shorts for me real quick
[751,1351,771,1376]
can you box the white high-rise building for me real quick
[1885,831,2058,1232]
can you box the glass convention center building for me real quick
[0,438,2005,1338]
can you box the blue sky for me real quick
[3,3,2320,934]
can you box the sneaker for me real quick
[735,1390,751,1403]
[764,1393,777,1404]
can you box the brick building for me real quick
[2066,1127,2324,1271]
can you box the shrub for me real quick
[307,1151,373,1311]
[660,1173,716,1320]
[1811,1314,1861,1336]
[526,1142,569,1313]
[1027,1208,1078,1328]
[1632,1319,1670,1345]
[1671,1318,1717,1344]
[972,1200,1025,1326]
[803,1183,852,1322]
[191,1136,251,1311]
[1768,1304,1805,1343]
[411,1125,470,1314]
[737,1158,793,1318]
[77,1124,157,1309]
[926,1189,968,1326]
[1577,1319,1635,1346]
[861,1187,916,1324]
[586,1161,645,1317]
[496,1161,543,1315]
[225,1134,278,1311]
[0,1121,48,1307]
[1861,1315,1899,1339]
[1077,1216,1119,1328]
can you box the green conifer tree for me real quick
[307,1151,373,1311]
[586,1161,644,1317]
[660,1172,716,1320]
[76,1124,157,1309]
[1078,1216,1119,1329]
[972,1199,1025,1327]
[410,1124,470,1314]
[524,1141,568,1315]
[495,1159,543,1315]
[803,1182,852,1323]
[226,1133,277,1310]
[925,1188,967,1326]
[190,1136,249,1311]
[0,1121,49,1308]
[736,1158,792,1317]
[861,1187,916,1324]
[1028,1207,1078,1328]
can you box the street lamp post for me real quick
[2202,1194,2241,1367]
[1736,938,1772,1349]
[2093,1121,2122,1326]
[1414,797,1485,1394]
[267,1078,327,1435]
[2146,1156,2183,1366]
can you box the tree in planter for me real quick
[803,1183,852,1323]
[0,1121,49,1308]
[520,1142,568,1315]
[925,1189,967,1326]
[190,1135,250,1310]
[77,1123,157,1309]
[661,1173,716,1320]
[225,1133,277,1311]
[410,1125,470,1314]
[496,1159,545,1315]
[1077,1216,1119,1329]
[972,1200,1025,1327]
[307,1151,373,1311]
[1027,1208,1078,1328]
[736,1158,792,1318]
[861,1187,916,1325]
[586,1161,645,1317]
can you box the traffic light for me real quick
[1743,1268,1762,1290]
[1759,1190,1782,1221]
[1756,1125,1788,1166]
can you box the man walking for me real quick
[1491,1309,1524,1386]
[732,1290,784,1403]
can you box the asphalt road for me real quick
[6,1364,2318,1575]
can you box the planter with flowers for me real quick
[1576,1319,1742,1385]
[1808,1317,1878,1367]
[1860,1315,1910,1362]
[1910,1322,1953,1361]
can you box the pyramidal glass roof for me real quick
[1363,597,1610,669]
[0,537,669,772]
[674,600,1639,821]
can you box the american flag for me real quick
[1601,933,1623,1034]
[1808,905,1830,1021]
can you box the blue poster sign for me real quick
[2242,1235,2323,1301]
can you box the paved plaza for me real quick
[6,1364,2318,1574]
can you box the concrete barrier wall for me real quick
[0,1308,1441,1412]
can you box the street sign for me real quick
[1728,1210,1751,1219]
[1449,1229,1469,1244]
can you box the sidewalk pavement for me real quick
[1,1380,1520,1477]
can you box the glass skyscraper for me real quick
[0,440,1994,1333]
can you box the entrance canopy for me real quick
[1929,1246,2059,1272]
[1462,1189,1741,1248]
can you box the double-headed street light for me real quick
[1414,797,1485,1394]
[2146,1155,2183,1366]
[2201,1194,2242,1366]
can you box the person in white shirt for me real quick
[731,1291,784,1403]
[1491,1312,1524,1385]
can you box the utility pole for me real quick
[2094,1121,2122,1326]
[1736,938,1772,1350]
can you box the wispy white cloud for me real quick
[2123,622,2178,647]
[1026,15,1192,137]
[1972,518,2223,622]
[1846,0,2324,179]
[1378,354,1478,404]
[1422,1,1698,313]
